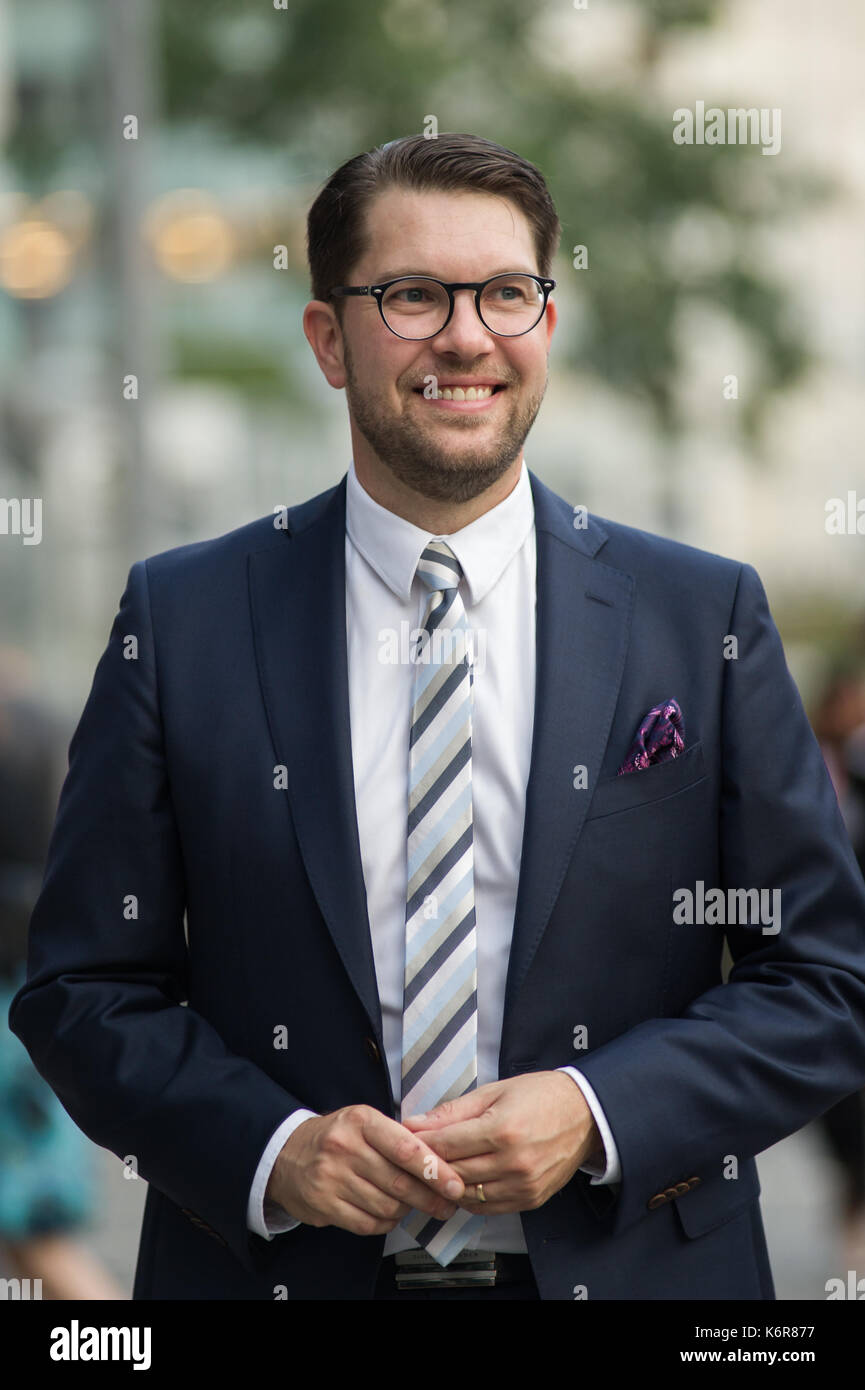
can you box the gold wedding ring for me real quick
[476,1183,486,1203]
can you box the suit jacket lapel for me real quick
[248,475,385,1043]
[501,472,634,1027]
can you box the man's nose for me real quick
[430,289,495,355]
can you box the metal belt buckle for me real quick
[394,1249,498,1290]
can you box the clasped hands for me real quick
[268,1071,604,1237]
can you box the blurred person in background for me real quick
[0,648,122,1299]
[813,663,865,1270]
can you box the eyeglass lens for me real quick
[380,275,546,338]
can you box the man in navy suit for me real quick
[10,133,865,1300]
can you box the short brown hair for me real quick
[306,132,561,312]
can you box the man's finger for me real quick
[361,1111,466,1198]
[446,1154,505,1184]
[355,1152,461,1219]
[345,1174,414,1223]
[454,1179,512,1215]
[330,1196,407,1237]
[405,1116,498,1163]
[402,1083,500,1131]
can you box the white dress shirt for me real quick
[246,456,621,1246]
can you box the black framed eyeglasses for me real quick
[329,272,556,340]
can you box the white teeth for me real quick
[434,386,494,401]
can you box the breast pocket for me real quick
[585,740,707,821]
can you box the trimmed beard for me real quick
[342,337,547,504]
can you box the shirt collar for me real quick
[345,456,535,606]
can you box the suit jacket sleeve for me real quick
[7,560,309,1275]
[574,560,865,1236]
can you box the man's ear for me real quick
[543,296,557,350]
[302,300,347,389]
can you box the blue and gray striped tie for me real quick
[399,539,486,1265]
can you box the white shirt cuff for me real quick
[557,1067,621,1185]
[247,1109,320,1239]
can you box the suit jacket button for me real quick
[647,1193,667,1209]
[687,1175,701,1188]
[364,1037,381,1063]
[663,1187,678,1201]
[675,1182,691,1196]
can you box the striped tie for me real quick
[399,539,485,1265]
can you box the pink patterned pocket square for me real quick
[617,698,685,775]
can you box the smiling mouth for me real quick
[412,384,506,401]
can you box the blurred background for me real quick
[0,0,863,1298]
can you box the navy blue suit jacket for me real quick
[9,468,865,1299]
